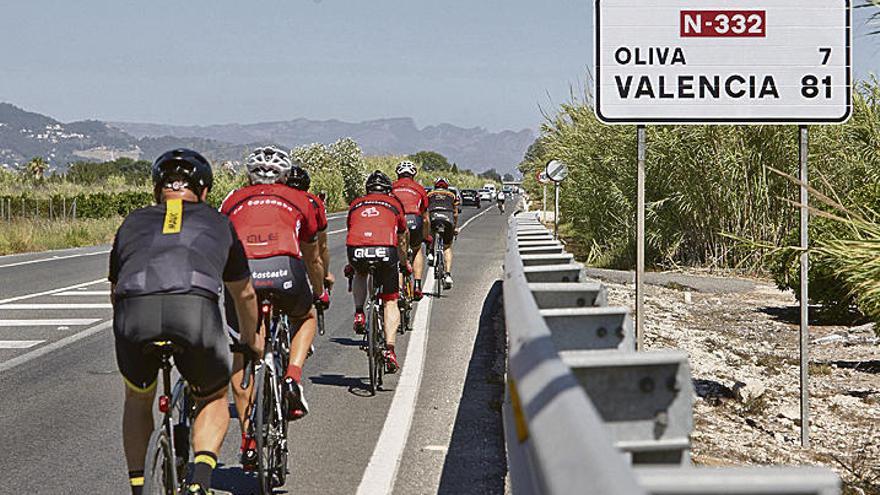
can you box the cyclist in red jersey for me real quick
[391,160,430,300]
[220,146,325,469]
[346,170,410,372]
[287,164,333,300]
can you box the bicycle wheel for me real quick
[254,355,272,495]
[435,239,445,297]
[143,425,178,495]
[270,319,290,487]
[366,295,379,396]
[374,300,385,387]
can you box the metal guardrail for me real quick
[502,210,840,495]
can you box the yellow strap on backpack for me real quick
[163,198,183,234]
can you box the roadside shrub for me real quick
[519,79,880,284]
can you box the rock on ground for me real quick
[600,273,880,493]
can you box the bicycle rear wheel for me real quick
[434,239,445,297]
[254,359,271,495]
[366,297,379,396]
[143,426,178,495]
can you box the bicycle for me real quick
[142,341,195,495]
[238,295,293,495]
[398,250,416,334]
[347,260,387,396]
[431,221,447,298]
[497,200,505,214]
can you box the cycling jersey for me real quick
[346,193,407,247]
[110,199,250,397]
[427,189,459,214]
[305,191,328,232]
[109,201,250,300]
[220,184,319,260]
[391,177,429,215]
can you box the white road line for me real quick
[0,340,44,349]
[0,303,112,310]
[52,291,110,297]
[0,319,100,327]
[327,228,346,235]
[0,320,112,374]
[357,268,436,495]
[0,250,110,269]
[326,212,346,220]
[459,205,494,232]
[0,279,106,305]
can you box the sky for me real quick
[0,1,878,132]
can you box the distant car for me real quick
[479,188,492,201]
[460,189,481,208]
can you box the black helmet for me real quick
[151,149,213,202]
[365,170,393,194]
[287,165,311,191]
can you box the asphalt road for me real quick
[0,202,511,494]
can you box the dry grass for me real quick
[0,217,121,255]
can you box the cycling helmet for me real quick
[246,146,292,185]
[287,164,311,191]
[151,148,213,202]
[395,160,417,178]
[434,177,449,189]
[365,170,393,194]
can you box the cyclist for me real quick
[427,177,460,290]
[220,146,325,469]
[287,164,334,297]
[346,170,410,373]
[110,149,259,495]
[391,160,430,300]
[496,189,506,213]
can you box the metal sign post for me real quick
[537,169,550,222]
[545,160,569,240]
[799,125,810,447]
[554,183,560,239]
[636,125,646,352]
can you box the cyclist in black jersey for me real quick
[109,149,259,495]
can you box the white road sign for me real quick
[545,160,569,182]
[595,0,851,124]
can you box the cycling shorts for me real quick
[429,211,456,246]
[405,214,424,250]
[347,246,400,300]
[114,293,230,398]
[225,256,313,340]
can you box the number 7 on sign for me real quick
[819,47,831,65]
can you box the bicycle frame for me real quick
[143,343,194,494]
[246,298,291,494]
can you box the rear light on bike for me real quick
[261,304,271,314]
[158,395,170,413]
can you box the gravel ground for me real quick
[601,273,880,495]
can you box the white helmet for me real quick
[395,160,418,178]
[246,146,292,185]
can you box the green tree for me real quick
[25,157,47,182]
[407,150,451,171]
[502,173,516,182]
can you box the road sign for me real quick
[594,0,852,124]
[536,170,550,184]
[545,160,569,182]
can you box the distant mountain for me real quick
[111,118,535,172]
[0,103,535,173]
